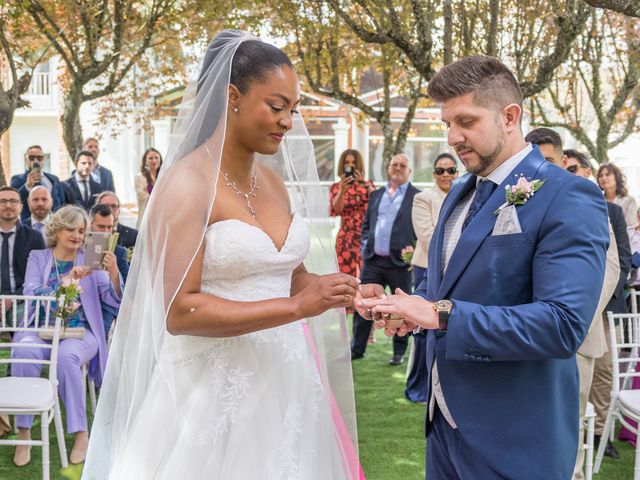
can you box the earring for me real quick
[233,107,238,113]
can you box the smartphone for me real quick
[345,166,355,181]
[83,232,110,270]
[31,161,41,173]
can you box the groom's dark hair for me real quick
[427,56,523,111]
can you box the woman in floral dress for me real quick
[330,149,376,279]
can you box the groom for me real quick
[356,56,610,479]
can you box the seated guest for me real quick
[96,191,138,248]
[62,151,103,211]
[0,186,45,297]
[24,186,53,236]
[83,137,116,192]
[11,206,122,466]
[134,148,163,228]
[90,204,129,337]
[11,145,64,220]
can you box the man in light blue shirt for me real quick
[353,154,420,365]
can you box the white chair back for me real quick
[607,311,640,397]
[0,295,63,385]
[630,287,640,315]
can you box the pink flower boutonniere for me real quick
[494,176,546,215]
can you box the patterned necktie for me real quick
[1,231,14,294]
[461,180,496,231]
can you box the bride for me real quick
[82,30,363,479]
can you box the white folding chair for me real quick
[0,295,69,479]
[594,311,640,479]
[583,401,596,480]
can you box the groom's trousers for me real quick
[426,405,509,480]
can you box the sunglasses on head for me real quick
[434,167,458,175]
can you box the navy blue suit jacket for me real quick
[415,148,609,479]
[606,202,631,314]
[11,222,46,294]
[94,164,115,192]
[61,177,103,211]
[361,183,420,268]
[11,171,65,221]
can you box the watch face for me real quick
[435,300,453,312]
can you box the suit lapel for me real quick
[437,151,546,299]
[428,175,476,297]
[392,184,415,227]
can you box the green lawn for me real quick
[0,332,637,479]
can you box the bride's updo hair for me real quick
[191,30,294,152]
[198,31,293,93]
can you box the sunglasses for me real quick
[28,155,44,161]
[434,167,458,175]
[566,164,586,174]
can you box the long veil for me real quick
[83,30,359,478]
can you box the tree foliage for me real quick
[0,2,52,185]
[530,9,640,163]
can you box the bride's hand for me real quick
[294,273,359,318]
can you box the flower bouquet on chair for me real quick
[38,277,85,340]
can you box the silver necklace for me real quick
[205,144,259,218]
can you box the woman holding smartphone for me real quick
[11,206,122,466]
[330,149,376,281]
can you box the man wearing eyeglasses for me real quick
[352,153,420,365]
[10,145,64,221]
[95,191,138,249]
[0,187,45,297]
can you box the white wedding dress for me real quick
[108,213,352,479]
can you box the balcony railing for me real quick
[1,71,56,111]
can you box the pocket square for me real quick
[492,205,522,236]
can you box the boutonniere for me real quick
[494,175,546,215]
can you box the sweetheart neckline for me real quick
[206,213,298,253]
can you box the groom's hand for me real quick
[354,283,385,320]
[362,288,439,334]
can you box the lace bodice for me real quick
[162,213,310,362]
[201,213,309,301]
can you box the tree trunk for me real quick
[62,83,84,161]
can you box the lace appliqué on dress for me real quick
[197,358,254,448]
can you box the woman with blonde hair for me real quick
[11,205,122,466]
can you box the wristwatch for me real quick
[433,300,454,331]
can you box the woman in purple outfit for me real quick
[11,206,122,466]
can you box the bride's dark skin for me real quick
[167,64,360,337]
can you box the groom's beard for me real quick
[457,127,506,176]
